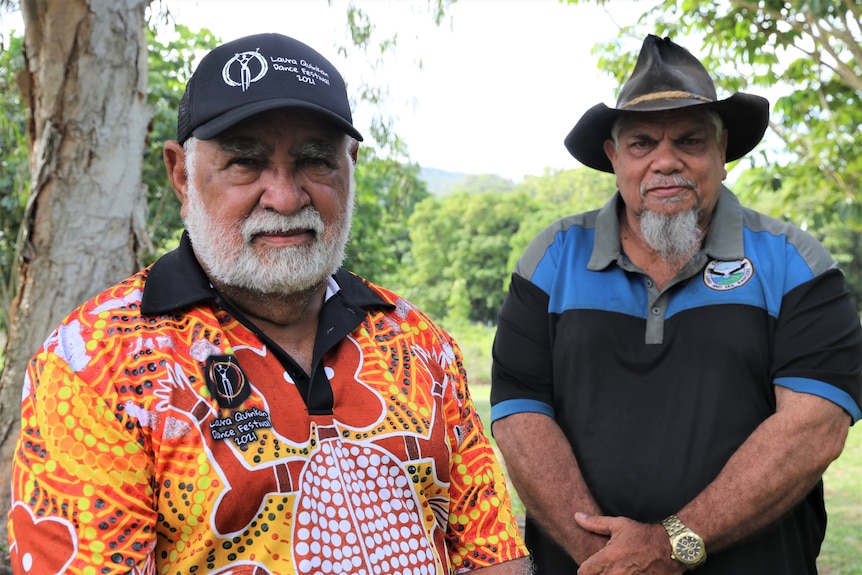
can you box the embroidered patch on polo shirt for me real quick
[703,258,754,291]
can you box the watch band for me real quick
[661,514,688,538]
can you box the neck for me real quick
[213,281,327,373]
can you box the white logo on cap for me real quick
[222,49,268,92]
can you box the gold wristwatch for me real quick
[661,514,707,569]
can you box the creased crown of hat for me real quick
[177,33,362,144]
[564,35,768,173]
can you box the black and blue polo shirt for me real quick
[490,187,862,574]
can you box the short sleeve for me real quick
[772,268,862,422]
[441,336,529,573]
[490,273,556,422]
[9,340,157,574]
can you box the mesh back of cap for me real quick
[177,86,192,143]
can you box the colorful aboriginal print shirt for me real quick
[9,234,527,575]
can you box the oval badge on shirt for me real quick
[205,355,251,409]
[703,258,754,291]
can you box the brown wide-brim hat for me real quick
[564,35,769,173]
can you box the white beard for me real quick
[639,207,701,264]
[635,175,704,264]
[183,180,354,296]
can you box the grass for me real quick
[469,382,862,573]
[818,424,862,574]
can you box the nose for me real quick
[257,163,310,214]
[650,138,684,173]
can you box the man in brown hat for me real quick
[490,35,862,574]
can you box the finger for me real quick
[576,551,607,575]
[575,512,613,536]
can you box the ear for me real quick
[348,139,360,164]
[603,139,618,169]
[163,141,190,210]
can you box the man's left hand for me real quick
[574,513,685,575]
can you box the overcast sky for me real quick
[2,0,647,181]
[170,0,646,180]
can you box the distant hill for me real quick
[419,167,470,196]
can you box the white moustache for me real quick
[241,209,325,240]
[641,176,697,193]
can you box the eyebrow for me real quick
[217,138,272,157]
[215,137,339,159]
[293,139,339,158]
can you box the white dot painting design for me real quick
[292,440,438,575]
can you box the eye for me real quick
[293,139,339,171]
[677,137,706,152]
[218,155,267,185]
[296,154,335,172]
[228,155,265,168]
[627,138,656,157]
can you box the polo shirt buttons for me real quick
[651,306,662,316]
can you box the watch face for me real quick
[675,534,703,563]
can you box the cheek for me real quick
[208,188,260,222]
[316,186,352,221]
[699,162,727,191]
[615,171,644,198]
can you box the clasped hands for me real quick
[574,513,687,575]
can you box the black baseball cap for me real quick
[177,33,363,143]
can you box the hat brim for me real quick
[564,93,769,173]
[192,98,364,142]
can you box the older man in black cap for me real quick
[490,35,862,574]
[8,33,532,575]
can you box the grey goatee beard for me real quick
[638,177,702,265]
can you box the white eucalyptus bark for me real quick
[0,0,151,552]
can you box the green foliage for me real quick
[344,147,430,289]
[0,32,28,330]
[406,184,534,325]
[144,24,219,262]
[403,167,614,326]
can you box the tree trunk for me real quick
[0,0,151,562]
